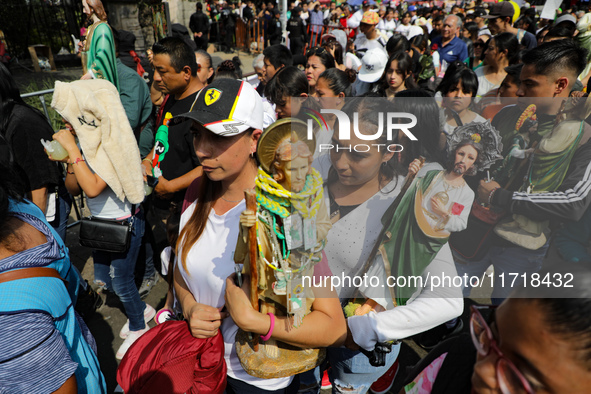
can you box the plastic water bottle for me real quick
[41,139,69,161]
[144,181,153,196]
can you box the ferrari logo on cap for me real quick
[204,88,222,106]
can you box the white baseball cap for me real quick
[174,79,264,136]
[358,48,389,83]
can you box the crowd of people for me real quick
[2,0,591,393]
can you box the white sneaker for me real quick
[116,326,150,360]
[119,304,156,339]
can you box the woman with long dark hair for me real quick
[311,68,356,156]
[265,66,319,119]
[374,51,418,97]
[302,96,463,393]
[475,32,519,98]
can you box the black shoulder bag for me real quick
[79,205,136,253]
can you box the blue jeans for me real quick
[453,243,548,305]
[93,208,146,331]
[299,344,400,394]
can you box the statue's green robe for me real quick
[82,21,119,91]
[378,170,450,306]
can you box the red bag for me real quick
[117,320,227,394]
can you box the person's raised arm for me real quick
[153,166,203,199]
[50,130,107,198]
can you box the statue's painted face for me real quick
[453,144,478,175]
[280,156,309,192]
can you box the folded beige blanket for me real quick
[51,79,144,204]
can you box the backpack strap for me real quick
[0,267,65,285]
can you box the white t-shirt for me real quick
[320,172,404,299]
[354,33,387,53]
[85,157,131,219]
[347,9,364,29]
[378,19,397,38]
[87,187,131,219]
[474,67,501,98]
[395,23,413,38]
[443,113,487,135]
[178,199,292,390]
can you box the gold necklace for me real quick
[221,195,244,203]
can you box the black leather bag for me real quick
[79,207,135,253]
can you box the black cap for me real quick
[473,8,486,18]
[483,2,514,19]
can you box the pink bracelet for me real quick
[260,313,275,341]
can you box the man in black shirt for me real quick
[144,37,203,209]
[140,37,204,294]
[287,6,307,56]
[189,2,210,51]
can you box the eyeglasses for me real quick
[474,42,486,48]
[470,305,535,394]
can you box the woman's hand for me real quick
[224,273,267,334]
[51,129,79,158]
[408,159,422,176]
[430,197,449,218]
[186,302,228,338]
[240,210,256,229]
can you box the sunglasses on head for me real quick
[306,46,327,57]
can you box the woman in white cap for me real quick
[352,47,389,96]
[172,78,346,393]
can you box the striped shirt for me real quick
[0,312,78,393]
